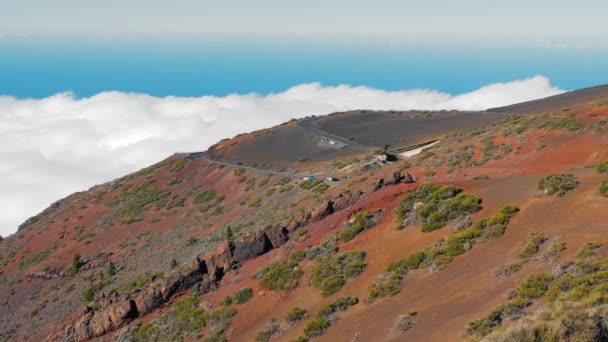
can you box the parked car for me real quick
[303,176,317,181]
[325,177,339,182]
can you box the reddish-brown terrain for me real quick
[1,86,608,342]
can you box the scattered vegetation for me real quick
[596,160,608,174]
[220,287,253,306]
[600,179,608,197]
[234,168,246,176]
[465,240,608,340]
[518,232,547,259]
[374,206,520,302]
[539,113,581,132]
[285,307,307,324]
[256,251,306,292]
[538,173,579,196]
[193,189,218,204]
[105,182,171,225]
[113,272,163,293]
[339,210,376,243]
[365,272,402,303]
[129,294,236,341]
[395,184,482,231]
[311,250,366,296]
[299,179,321,190]
[68,254,83,279]
[303,297,358,338]
[393,310,418,333]
[494,262,523,279]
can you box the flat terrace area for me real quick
[314,110,505,150]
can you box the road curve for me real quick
[298,117,365,147]
[187,152,306,179]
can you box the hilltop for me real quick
[2,85,608,341]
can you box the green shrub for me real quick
[68,254,83,279]
[234,168,246,176]
[339,211,375,243]
[366,272,402,303]
[248,198,262,208]
[285,307,307,323]
[388,205,519,274]
[596,161,608,174]
[519,232,547,259]
[193,190,217,204]
[395,184,482,232]
[538,173,579,196]
[258,261,303,292]
[254,323,281,342]
[232,287,253,304]
[539,113,581,132]
[519,273,554,299]
[494,262,523,278]
[600,179,608,196]
[82,287,95,302]
[312,183,329,194]
[289,337,309,342]
[300,179,321,190]
[577,242,602,258]
[311,250,366,296]
[304,317,330,337]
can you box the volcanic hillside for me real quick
[2,86,608,342]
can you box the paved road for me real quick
[185,111,608,175]
[188,152,306,179]
[299,116,365,147]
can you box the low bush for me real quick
[221,287,253,306]
[366,272,402,303]
[600,179,608,196]
[285,307,307,323]
[303,317,331,338]
[577,242,602,258]
[193,190,217,204]
[304,297,358,338]
[518,232,547,259]
[300,179,321,190]
[518,273,554,299]
[257,253,305,292]
[254,323,281,342]
[393,311,417,333]
[538,173,579,196]
[467,240,608,339]
[388,205,519,275]
[596,160,608,174]
[494,262,523,278]
[311,250,366,296]
[395,184,482,231]
[339,210,375,243]
[234,168,246,176]
[539,113,581,132]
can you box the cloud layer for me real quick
[0,75,563,236]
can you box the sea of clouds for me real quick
[0,75,563,236]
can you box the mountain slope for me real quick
[1,86,608,342]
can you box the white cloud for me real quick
[0,75,563,236]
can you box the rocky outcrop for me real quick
[61,188,368,341]
[26,267,67,280]
[374,172,417,191]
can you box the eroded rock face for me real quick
[374,172,417,191]
[61,190,365,341]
